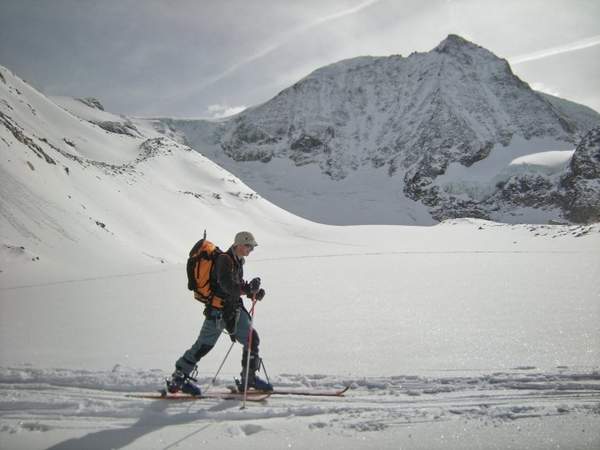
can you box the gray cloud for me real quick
[1,0,598,116]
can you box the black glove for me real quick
[248,277,261,294]
[255,288,265,301]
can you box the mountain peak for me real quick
[154,37,600,225]
[434,34,482,54]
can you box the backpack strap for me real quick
[205,253,235,310]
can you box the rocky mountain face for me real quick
[560,127,600,222]
[221,36,592,168]
[445,126,599,224]
[157,35,600,224]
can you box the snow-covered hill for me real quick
[149,35,600,225]
[0,64,307,277]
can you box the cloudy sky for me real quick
[1,0,599,118]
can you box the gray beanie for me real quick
[234,231,258,247]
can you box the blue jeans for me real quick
[176,306,259,376]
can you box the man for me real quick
[167,231,273,396]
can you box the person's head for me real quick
[233,231,258,257]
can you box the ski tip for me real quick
[267,384,351,396]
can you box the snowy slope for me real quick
[1,65,599,449]
[149,35,600,225]
[0,64,308,279]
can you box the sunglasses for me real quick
[244,244,255,251]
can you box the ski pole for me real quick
[209,307,242,387]
[211,341,235,386]
[241,295,258,409]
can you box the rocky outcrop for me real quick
[93,120,141,137]
[568,127,600,179]
[560,127,600,222]
[77,97,105,110]
[474,128,600,224]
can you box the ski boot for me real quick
[237,354,273,392]
[166,369,202,396]
[237,372,273,392]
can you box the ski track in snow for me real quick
[1,366,598,441]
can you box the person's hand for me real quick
[248,277,261,293]
[255,288,265,301]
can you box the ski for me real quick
[126,391,271,402]
[271,385,350,397]
[228,385,350,397]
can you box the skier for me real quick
[167,231,273,396]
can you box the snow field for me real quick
[2,221,599,375]
[1,223,599,449]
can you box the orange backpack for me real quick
[186,232,223,303]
